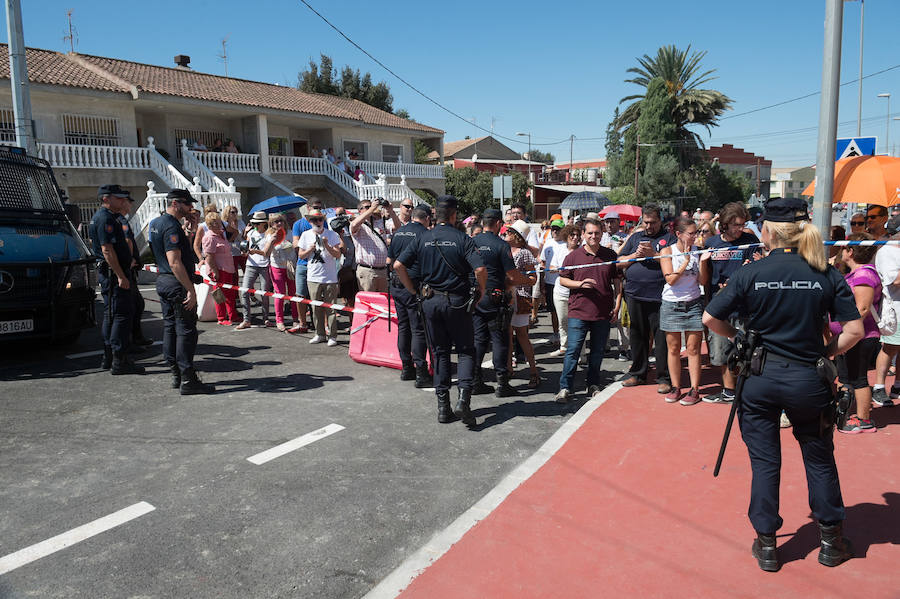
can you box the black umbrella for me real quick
[559,191,611,211]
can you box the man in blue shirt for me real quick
[617,204,677,393]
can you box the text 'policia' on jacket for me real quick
[0,146,96,343]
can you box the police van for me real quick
[0,146,96,343]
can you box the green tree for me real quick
[414,140,431,164]
[607,186,635,205]
[526,149,555,164]
[640,152,679,201]
[604,108,626,187]
[636,78,679,201]
[395,108,412,120]
[444,167,530,216]
[298,55,394,113]
[614,45,732,150]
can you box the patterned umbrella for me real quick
[559,191,611,211]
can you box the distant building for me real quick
[707,144,772,198]
[542,158,607,185]
[425,135,519,164]
[770,166,815,199]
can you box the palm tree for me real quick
[614,45,732,148]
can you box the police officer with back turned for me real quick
[472,208,531,397]
[394,195,487,426]
[89,184,144,375]
[149,189,214,395]
[703,197,863,572]
[388,203,432,387]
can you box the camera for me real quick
[376,198,391,208]
[330,214,351,231]
[239,240,250,253]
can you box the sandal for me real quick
[528,372,541,389]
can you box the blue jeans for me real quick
[559,318,611,392]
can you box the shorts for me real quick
[708,316,746,367]
[881,329,900,346]
[511,313,530,328]
[837,336,880,389]
[659,298,704,333]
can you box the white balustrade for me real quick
[349,159,443,179]
[147,137,192,190]
[37,143,152,170]
[197,150,259,173]
[181,140,233,193]
[129,180,242,240]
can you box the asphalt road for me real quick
[0,284,630,598]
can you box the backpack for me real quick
[861,262,897,336]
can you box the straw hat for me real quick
[249,211,268,224]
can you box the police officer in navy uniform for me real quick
[703,198,863,572]
[471,208,531,397]
[148,189,214,395]
[113,193,153,348]
[394,195,487,426]
[89,184,144,375]
[388,203,433,387]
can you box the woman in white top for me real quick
[549,224,581,357]
[262,213,299,332]
[659,217,710,405]
[236,212,273,330]
[540,221,567,348]
[297,209,344,346]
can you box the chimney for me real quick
[174,55,191,69]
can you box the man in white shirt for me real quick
[298,209,344,346]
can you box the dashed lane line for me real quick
[0,502,156,576]
[247,423,345,465]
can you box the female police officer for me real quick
[702,197,863,572]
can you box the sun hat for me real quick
[249,211,268,224]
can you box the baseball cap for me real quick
[550,219,565,228]
[98,184,131,199]
[166,189,196,204]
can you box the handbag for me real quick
[515,294,532,315]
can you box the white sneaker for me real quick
[555,388,571,404]
[326,338,338,347]
[549,348,566,357]
[309,335,324,344]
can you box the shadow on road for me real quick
[217,372,353,394]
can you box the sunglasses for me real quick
[309,218,324,224]
[401,204,414,209]
[273,219,285,224]
[866,214,885,220]
[850,221,865,226]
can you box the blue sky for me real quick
[5,0,900,167]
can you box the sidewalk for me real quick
[388,375,900,598]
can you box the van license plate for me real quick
[0,319,34,334]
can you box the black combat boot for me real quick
[818,522,854,567]
[400,361,416,381]
[454,388,476,427]
[495,372,520,398]
[415,364,432,388]
[751,532,779,572]
[436,391,457,423]
[111,352,145,375]
[471,366,494,395]
[133,335,154,347]
[170,364,181,389]
[100,346,113,370]
[180,368,215,396]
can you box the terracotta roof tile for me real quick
[0,44,442,135]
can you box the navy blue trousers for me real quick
[99,271,132,353]
[739,358,845,533]
[390,285,427,368]
[156,274,199,374]
[473,295,509,377]
[422,293,475,393]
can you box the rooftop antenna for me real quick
[62,9,78,53]
[217,35,230,77]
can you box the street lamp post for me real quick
[877,93,891,155]
[516,131,531,179]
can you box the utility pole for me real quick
[569,134,574,182]
[63,9,77,53]
[634,133,640,200]
[756,157,761,196]
[812,0,843,237]
[856,0,864,136]
[6,0,36,154]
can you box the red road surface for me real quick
[399,381,900,598]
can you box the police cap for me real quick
[435,195,459,210]
[166,189,196,204]
[762,197,809,223]
[483,208,502,220]
[98,184,131,199]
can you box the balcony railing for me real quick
[196,150,259,173]
[37,143,152,169]
[349,158,443,179]
[129,181,241,238]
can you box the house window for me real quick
[382,143,404,163]
[268,137,288,157]
[342,140,367,161]
[173,128,226,158]
[0,109,15,143]
[62,114,120,146]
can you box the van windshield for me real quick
[0,150,65,213]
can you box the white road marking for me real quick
[247,424,345,465]
[66,341,162,360]
[141,317,161,323]
[0,501,155,576]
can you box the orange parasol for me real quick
[801,155,900,206]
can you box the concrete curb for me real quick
[363,381,624,599]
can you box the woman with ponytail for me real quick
[702,198,863,573]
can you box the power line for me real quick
[722,63,900,120]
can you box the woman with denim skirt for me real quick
[659,217,710,405]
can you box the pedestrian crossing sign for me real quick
[835,137,877,160]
